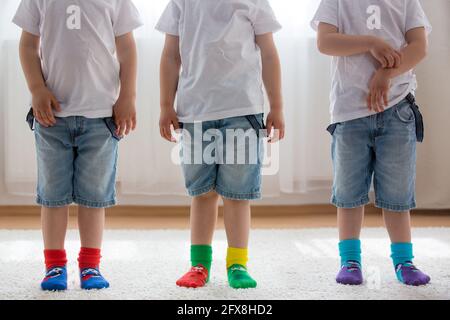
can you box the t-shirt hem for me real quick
[311,18,338,32]
[115,21,144,37]
[331,90,412,124]
[178,106,264,123]
[155,23,179,36]
[254,21,282,35]
[54,109,113,119]
[12,16,40,36]
[406,23,432,35]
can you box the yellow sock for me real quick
[226,247,248,269]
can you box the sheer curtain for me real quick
[1,0,449,207]
[118,0,332,198]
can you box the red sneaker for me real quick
[176,265,209,288]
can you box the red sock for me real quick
[44,249,67,270]
[78,247,101,270]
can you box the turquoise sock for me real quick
[391,243,414,267]
[339,239,361,266]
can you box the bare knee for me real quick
[222,198,250,207]
[194,191,220,202]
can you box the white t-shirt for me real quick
[311,0,432,124]
[13,0,143,118]
[156,0,282,123]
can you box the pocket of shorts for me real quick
[104,117,123,141]
[395,104,415,123]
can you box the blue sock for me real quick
[339,239,362,266]
[41,266,68,291]
[391,243,414,267]
[80,268,110,290]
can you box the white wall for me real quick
[0,0,448,207]
[414,0,450,209]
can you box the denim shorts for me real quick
[329,98,422,212]
[32,116,120,208]
[180,114,265,200]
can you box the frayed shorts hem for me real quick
[331,196,370,209]
[187,185,261,201]
[215,186,261,201]
[375,200,416,212]
[37,196,116,209]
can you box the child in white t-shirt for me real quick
[157,0,285,289]
[312,0,431,286]
[14,0,142,291]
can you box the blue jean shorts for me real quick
[32,116,120,208]
[180,114,265,200]
[329,98,422,212]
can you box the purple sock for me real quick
[336,260,363,285]
[391,243,430,286]
[336,240,363,285]
[395,262,430,286]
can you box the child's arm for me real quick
[367,27,428,112]
[159,34,181,142]
[19,31,61,127]
[114,32,138,137]
[256,33,285,142]
[317,23,402,69]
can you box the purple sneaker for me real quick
[395,262,430,286]
[336,261,363,285]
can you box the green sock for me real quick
[227,264,257,289]
[191,245,212,282]
[226,248,257,289]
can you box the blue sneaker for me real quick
[80,268,110,290]
[41,266,68,291]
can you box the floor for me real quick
[1,207,449,300]
[0,228,448,300]
[1,211,450,229]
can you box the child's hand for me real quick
[266,109,285,143]
[113,96,137,137]
[369,37,403,69]
[159,107,180,142]
[367,69,392,113]
[31,86,61,127]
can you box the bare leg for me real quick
[223,199,256,289]
[223,199,251,248]
[78,206,105,249]
[176,192,219,288]
[336,206,365,285]
[41,206,69,250]
[338,206,365,241]
[384,210,430,285]
[77,206,110,289]
[383,210,411,243]
[190,192,220,245]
